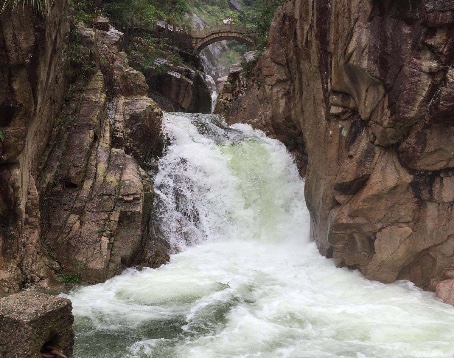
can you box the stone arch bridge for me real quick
[190,24,257,53]
[154,22,257,53]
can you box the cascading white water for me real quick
[211,91,218,113]
[66,113,454,358]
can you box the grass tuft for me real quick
[59,273,81,284]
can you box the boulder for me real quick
[436,279,454,306]
[0,291,74,358]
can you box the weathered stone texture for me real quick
[436,279,454,306]
[224,0,454,304]
[0,291,74,358]
[38,23,168,284]
[146,67,212,113]
[0,12,168,292]
[0,1,70,293]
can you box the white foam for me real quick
[67,113,454,358]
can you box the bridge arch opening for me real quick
[194,35,256,53]
[190,25,256,54]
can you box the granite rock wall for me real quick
[0,5,168,292]
[223,0,454,303]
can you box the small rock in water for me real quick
[436,279,454,306]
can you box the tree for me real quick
[239,0,283,47]
[159,0,189,22]
[104,0,189,32]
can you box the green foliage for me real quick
[59,273,81,284]
[239,0,284,47]
[126,34,183,72]
[188,0,239,26]
[241,55,258,79]
[65,27,97,83]
[160,0,189,22]
[104,0,157,32]
[0,128,4,142]
[186,0,282,49]
[104,0,189,33]
[0,0,48,14]
[71,0,99,24]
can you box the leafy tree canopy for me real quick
[103,0,190,32]
[238,0,283,46]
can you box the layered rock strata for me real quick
[0,6,168,292]
[223,0,454,303]
[0,1,71,292]
[38,21,169,285]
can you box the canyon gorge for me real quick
[218,0,454,305]
[1,0,454,356]
[0,0,453,340]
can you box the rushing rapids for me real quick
[66,113,454,358]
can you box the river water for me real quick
[67,113,454,358]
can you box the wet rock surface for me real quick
[223,0,454,303]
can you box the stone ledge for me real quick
[0,291,74,358]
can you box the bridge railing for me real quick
[190,24,255,38]
[150,20,257,51]
[152,20,255,38]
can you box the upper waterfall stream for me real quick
[67,112,454,358]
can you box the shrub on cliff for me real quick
[239,0,283,47]
[188,0,240,25]
[126,34,184,73]
[103,0,189,34]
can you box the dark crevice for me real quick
[63,181,78,189]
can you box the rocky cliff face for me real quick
[0,4,168,292]
[0,1,71,292]
[223,0,454,302]
[146,65,212,113]
[38,21,169,285]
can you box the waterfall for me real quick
[211,90,218,113]
[152,112,307,250]
[66,113,454,358]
